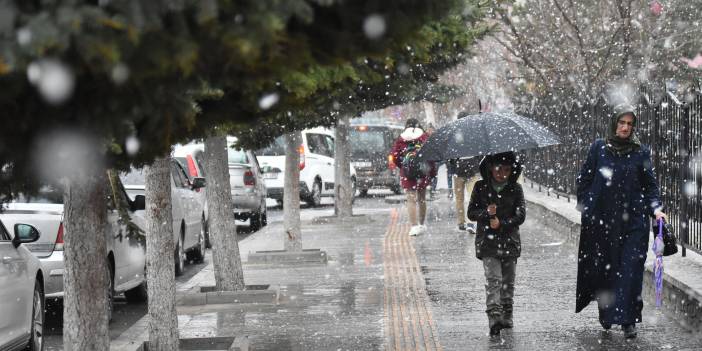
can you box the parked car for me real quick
[255,127,356,206]
[0,220,44,351]
[173,138,268,232]
[0,171,146,325]
[120,161,207,275]
[349,121,403,195]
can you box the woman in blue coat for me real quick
[575,104,667,338]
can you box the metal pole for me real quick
[681,104,690,257]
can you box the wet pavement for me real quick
[101,193,702,350]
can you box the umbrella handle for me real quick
[658,218,663,237]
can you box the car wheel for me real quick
[28,280,44,351]
[249,211,262,232]
[391,185,403,195]
[124,277,147,303]
[190,218,206,263]
[203,218,211,249]
[351,178,356,204]
[261,205,268,227]
[174,232,185,276]
[308,180,322,207]
[106,263,114,322]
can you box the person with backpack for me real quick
[467,151,525,337]
[390,118,436,236]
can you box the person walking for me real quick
[575,104,667,339]
[391,118,436,236]
[448,156,480,232]
[467,151,525,336]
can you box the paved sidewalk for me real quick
[112,195,702,350]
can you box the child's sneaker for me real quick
[409,225,421,236]
[418,224,427,234]
[466,223,477,234]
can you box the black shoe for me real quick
[599,320,612,330]
[502,313,513,329]
[489,323,502,336]
[488,315,503,336]
[458,224,466,231]
[622,324,637,339]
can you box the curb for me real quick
[177,285,278,306]
[247,248,328,264]
[527,198,702,333]
[384,195,405,204]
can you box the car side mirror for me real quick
[260,166,271,174]
[132,194,146,211]
[12,223,40,248]
[191,177,206,190]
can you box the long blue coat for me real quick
[575,139,662,325]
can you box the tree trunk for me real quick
[63,168,109,350]
[334,116,354,218]
[283,131,302,251]
[145,157,179,350]
[204,134,245,291]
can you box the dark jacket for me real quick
[447,157,480,178]
[467,153,526,259]
[574,138,662,324]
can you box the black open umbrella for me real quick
[418,112,560,161]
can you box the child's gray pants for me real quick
[482,257,517,316]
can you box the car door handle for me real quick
[327,162,332,166]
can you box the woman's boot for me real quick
[622,324,637,338]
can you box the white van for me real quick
[255,128,356,206]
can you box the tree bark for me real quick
[63,167,109,350]
[145,157,179,350]
[283,131,303,251]
[204,134,245,291]
[334,116,354,218]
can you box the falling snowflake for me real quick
[259,93,279,110]
[363,14,386,40]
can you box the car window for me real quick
[13,185,63,204]
[170,161,190,188]
[174,157,188,175]
[107,170,130,212]
[120,168,146,186]
[308,133,333,157]
[306,133,321,155]
[323,135,335,157]
[227,146,250,164]
[350,129,388,157]
[194,151,207,177]
[255,136,286,156]
[0,220,9,241]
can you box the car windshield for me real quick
[228,147,249,164]
[255,136,286,156]
[13,185,63,204]
[350,129,388,157]
[120,168,146,186]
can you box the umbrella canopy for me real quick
[418,112,560,161]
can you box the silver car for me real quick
[120,160,207,276]
[0,172,148,320]
[0,220,44,351]
[174,139,267,232]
